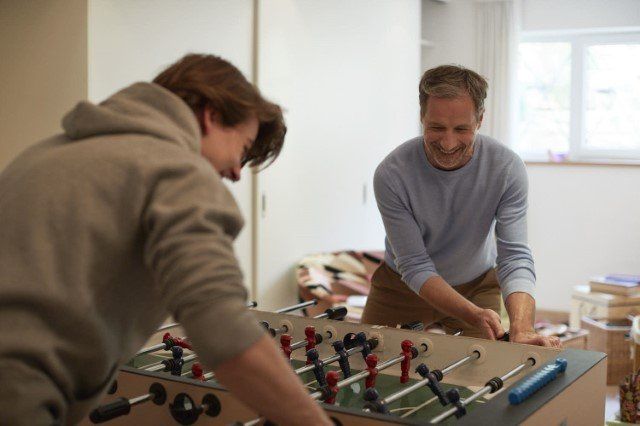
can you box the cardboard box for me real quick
[571,285,640,329]
[581,316,632,385]
[560,328,589,350]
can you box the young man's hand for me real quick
[214,334,333,426]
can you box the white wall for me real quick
[421,0,477,71]
[528,165,640,311]
[9,0,634,314]
[256,0,421,309]
[421,0,640,311]
[521,0,640,32]
[521,0,640,311]
[88,0,256,291]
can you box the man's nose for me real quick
[439,131,458,150]
[230,166,241,182]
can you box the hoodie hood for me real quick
[61,82,201,153]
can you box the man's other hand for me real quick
[510,330,562,348]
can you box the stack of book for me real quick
[589,274,640,296]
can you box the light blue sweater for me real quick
[374,134,535,300]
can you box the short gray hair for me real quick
[419,64,488,120]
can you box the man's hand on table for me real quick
[471,308,505,340]
[509,329,562,348]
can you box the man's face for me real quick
[421,94,482,171]
[200,109,259,182]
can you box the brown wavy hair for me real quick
[153,53,286,169]
[419,65,488,120]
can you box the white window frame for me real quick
[518,28,640,163]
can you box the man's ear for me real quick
[476,112,484,130]
[201,106,218,136]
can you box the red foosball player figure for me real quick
[305,326,317,365]
[192,363,206,381]
[400,339,414,384]
[365,353,379,389]
[280,334,293,360]
[323,370,340,405]
[162,332,192,351]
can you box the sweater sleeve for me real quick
[374,165,439,294]
[495,157,536,300]
[142,158,264,369]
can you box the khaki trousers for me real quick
[361,263,501,338]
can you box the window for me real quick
[515,31,640,163]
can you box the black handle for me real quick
[325,306,348,320]
[400,320,425,331]
[362,252,383,264]
[89,397,131,423]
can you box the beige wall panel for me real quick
[0,0,88,169]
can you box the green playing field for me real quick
[130,353,487,424]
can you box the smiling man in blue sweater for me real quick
[362,65,560,347]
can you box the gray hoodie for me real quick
[0,83,264,424]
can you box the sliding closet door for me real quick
[256,0,421,309]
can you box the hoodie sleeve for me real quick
[142,156,264,369]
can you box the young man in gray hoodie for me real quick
[0,54,331,425]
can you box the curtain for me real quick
[475,0,518,145]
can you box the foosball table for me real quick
[81,301,607,425]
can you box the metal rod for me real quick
[275,299,317,314]
[129,393,152,406]
[270,324,289,337]
[291,340,308,351]
[290,330,331,351]
[383,375,430,405]
[363,351,480,411]
[502,360,532,381]
[156,322,179,332]
[138,334,192,356]
[309,345,431,400]
[345,354,404,388]
[463,361,530,408]
[430,358,535,424]
[145,354,197,372]
[183,370,216,381]
[136,343,165,356]
[441,351,479,375]
[388,352,480,417]
[295,342,364,375]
